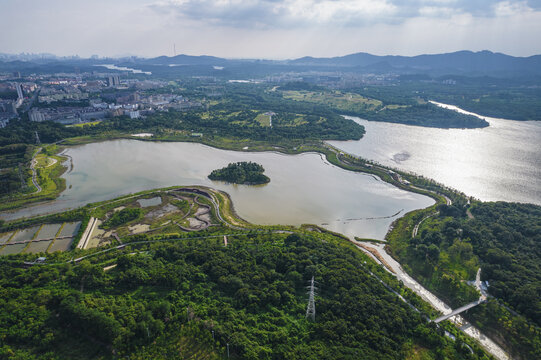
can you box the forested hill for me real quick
[468,202,541,325]
[288,50,541,76]
[389,200,541,359]
[0,232,489,359]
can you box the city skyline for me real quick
[1,0,541,59]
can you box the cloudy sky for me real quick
[1,0,540,58]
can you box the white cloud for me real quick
[418,6,456,17]
[1,0,541,58]
[153,0,398,28]
[493,1,532,16]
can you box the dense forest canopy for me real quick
[0,232,491,359]
[208,162,270,185]
[389,201,541,359]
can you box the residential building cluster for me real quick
[0,70,200,126]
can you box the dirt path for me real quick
[30,148,42,194]
[412,212,438,238]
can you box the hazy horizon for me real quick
[4,48,541,62]
[1,0,541,59]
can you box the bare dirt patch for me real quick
[145,203,180,220]
[128,224,151,234]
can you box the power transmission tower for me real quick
[18,163,26,189]
[306,276,316,321]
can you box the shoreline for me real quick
[1,137,441,224]
[0,135,519,359]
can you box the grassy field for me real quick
[68,120,102,127]
[282,90,384,113]
[254,113,271,126]
[0,145,68,212]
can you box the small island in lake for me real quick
[208,161,270,185]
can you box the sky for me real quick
[1,0,541,59]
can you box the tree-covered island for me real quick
[208,162,270,185]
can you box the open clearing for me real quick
[25,240,52,254]
[59,222,81,237]
[0,232,13,245]
[10,226,40,242]
[49,238,73,252]
[282,90,383,112]
[35,224,62,240]
[0,221,80,256]
[0,243,27,255]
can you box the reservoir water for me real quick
[1,140,434,239]
[328,105,541,205]
[96,64,152,75]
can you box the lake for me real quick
[328,105,541,205]
[0,140,434,239]
[97,64,152,75]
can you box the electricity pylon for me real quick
[306,276,316,321]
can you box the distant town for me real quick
[0,68,203,128]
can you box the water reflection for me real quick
[329,107,541,204]
[1,140,434,239]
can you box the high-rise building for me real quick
[107,75,120,87]
[15,83,23,99]
[29,108,45,122]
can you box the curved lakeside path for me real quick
[30,147,42,194]
[324,144,509,360]
[412,212,438,238]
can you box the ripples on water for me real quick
[329,105,541,205]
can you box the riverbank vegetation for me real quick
[279,84,488,128]
[209,162,270,185]
[0,144,67,212]
[395,78,541,121]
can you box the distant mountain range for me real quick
[286,50,541,75]
[1,50,541,77]
[137,50,541,76]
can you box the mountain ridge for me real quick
[2,50,540,76]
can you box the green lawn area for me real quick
[282,90,383,112]
[68,120,103,128]
[0,149,67,212]
[254,113,271,127]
